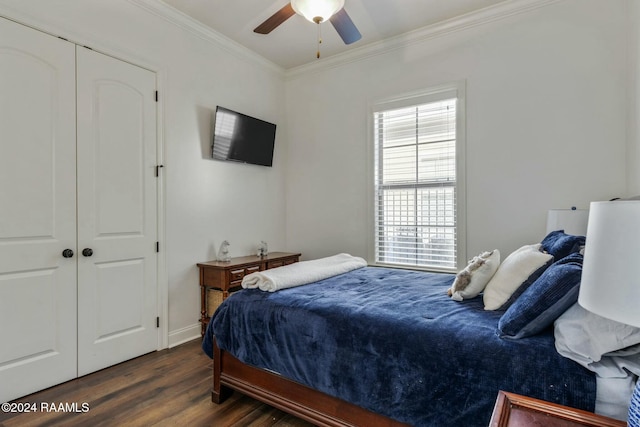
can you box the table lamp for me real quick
[578,200,640,425]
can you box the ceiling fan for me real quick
[254,0,361,56]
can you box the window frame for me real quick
[368,82,466,272]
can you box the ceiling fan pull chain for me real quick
[316,20,322,59]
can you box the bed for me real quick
[202,264,596,427]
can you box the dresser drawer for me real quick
[267,260,284,269]
[246,265,260,274]
[230,266,261,283]
[230,269,245,281]
[268,256,298,269]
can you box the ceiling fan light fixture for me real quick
[291,0,345,24]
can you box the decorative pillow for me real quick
[498,253,583,339]
[448,250,500,301]
[541,230,585,260]
[483,244,553,311]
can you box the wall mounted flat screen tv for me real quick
[211,106,277,167]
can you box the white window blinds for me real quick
[373,92,460,271]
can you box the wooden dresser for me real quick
[489,391,626,427]
[197,252,301,335]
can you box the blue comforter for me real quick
[203,266,595,426]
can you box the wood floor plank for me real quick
[0,340,314,427]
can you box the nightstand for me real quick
[489,391,626,427]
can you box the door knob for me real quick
[82,248,93,257]
[62,249,74,258]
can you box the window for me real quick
[372,85,465,271]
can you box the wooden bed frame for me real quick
[211,340,409,427]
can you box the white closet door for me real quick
[76,47,158,376]
[0,17,77,402]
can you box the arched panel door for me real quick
[76,46,158,376]
[0,16,77,402]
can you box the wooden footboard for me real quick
[212,340,408,427]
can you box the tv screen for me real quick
[211,106,277,167]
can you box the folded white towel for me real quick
[241,253,367,292]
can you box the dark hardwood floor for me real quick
[0,339,314,427]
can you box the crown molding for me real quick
[126,0,561,80]
[285,0,562,80]
[127,0,285,76]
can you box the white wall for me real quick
[284,0,629,263]
[0,0,287,345]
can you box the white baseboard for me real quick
[168,323,201,348]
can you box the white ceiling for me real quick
[161,0,509,69]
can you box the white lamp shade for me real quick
[546,209,589,236]
[291,0,345,23]
[578,201,640,327]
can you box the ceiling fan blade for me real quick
[254,3,295,34]
[329,8,361,45]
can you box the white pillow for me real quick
[483,244,552,310]
[554,303,640,376]
[449,250,500,301]
[554,304,640,421]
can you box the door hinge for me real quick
[156,241,160,252]
[155,164,164,177]
[155,91,158,102]
[156,317,160,328]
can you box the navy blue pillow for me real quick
[541,230,585,260]
[498,253,583,340]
